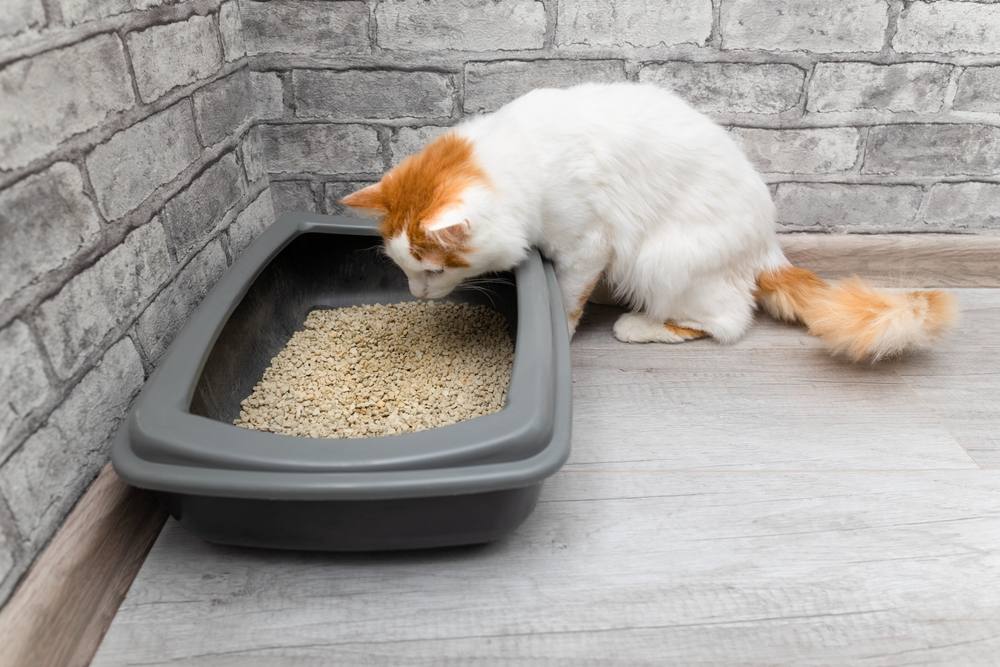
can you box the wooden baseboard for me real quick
[780,233,1000,287]
[0,465,166,667]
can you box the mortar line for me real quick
[709,0,723,49]
[541,0,557,50]
[246,50,1000,72]
[117,28,144,103]
[943,66,964,112]
[883,0,903,55]
[210,4,227,64]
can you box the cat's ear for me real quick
[340,183,386,214]
[424,217,471,247]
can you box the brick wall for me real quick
[247,0,1000,234]
[2,0,1000,608]
[0,0,275,602]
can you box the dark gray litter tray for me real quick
[112,212,571,550]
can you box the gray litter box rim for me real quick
[118,212,556,473]
[110,252,572,501]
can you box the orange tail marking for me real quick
[665,323,708,340]
[754,266,827,323]
[755,266,957,362]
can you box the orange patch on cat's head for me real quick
[340,133,487,268]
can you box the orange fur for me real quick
[664,323,708,340]
[754,266,828,323]
[756,267,956,362]
[340,133,488,268]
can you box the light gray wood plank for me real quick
[570,305,975,470]
[574,291,999,469]
[569,364,974,469]
[889,290,1000,468]
[94,471,1000,666]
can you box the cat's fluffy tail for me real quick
[755,266,956,362]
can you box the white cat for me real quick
[343,82,953,361]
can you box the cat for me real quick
[342,82,955,362]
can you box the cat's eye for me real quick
[425,268,445,276]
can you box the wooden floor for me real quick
[94,290,1000,666]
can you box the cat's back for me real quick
[491,82,711,131]
[465,82,731,162]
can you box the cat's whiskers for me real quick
[456,283,498,308]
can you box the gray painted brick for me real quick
[324,181,377,215]
[895,1,1000,54]
[924,183,1000,231]
[126,14,224,103]
[269,181,317,214]
[241,127,267,184]
[35,221,173,379]
[808,63,952,113]
[0,34,135,171]
[293,70,454,121]
[193,69,254,146]
[722,0,887,53]
[954,67,1000,113]
[242,0,369,56]
[0,338,143,548]
[260,124,381,174]
[250,71,285,120]
[86,102,202,220]
[864,125,1000,177]
[639,63,804,115]
[55,0,131,26]
[731,128,861,174]
[377,0,545,51]
[557,0,711,48]
[136,240,227,361]
[228,190,275,256]
[465,60,626,113]
[161,153,245,260]
[390,126,449,166]
[0,163,102,308]
[0,321,52,460]
[219,1,246,62]
[0,0,43,37]
[774,183,923,233]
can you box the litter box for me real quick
[112,212,572,550]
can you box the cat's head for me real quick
[341,133,523,299]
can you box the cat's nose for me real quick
[408,280,428,299]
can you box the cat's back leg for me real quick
[613,272,756,344]
[613,312,709,343]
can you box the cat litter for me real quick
[234,301,514,439]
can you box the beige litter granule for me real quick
[234,301,514,439]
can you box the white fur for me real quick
[612,313,689,343]
[398,83,788,342]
